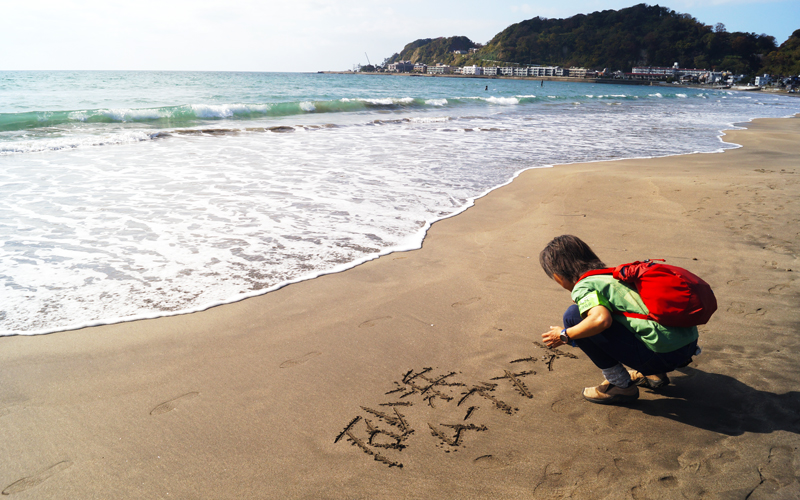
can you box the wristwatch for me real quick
[559,328,571,344]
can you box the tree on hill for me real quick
[466,4,776,73]
[387,36,478,66]
[762,29,800,76]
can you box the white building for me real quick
[568,67,589,78]
[528,66,565,77]
[755,74,772,86]
[462,65,483,75]
[482,66,498,76]
[427,64,453,75]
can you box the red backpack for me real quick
[577,259,717,327]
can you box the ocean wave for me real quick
[0,90,715,136]
[0,130,157,155]
[484,96,520,105]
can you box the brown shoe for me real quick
[628,370,670,389]
[583,380,639,405]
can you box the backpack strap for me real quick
[576,268,614,283]
[616,311,652,321]
[576,266,656,323]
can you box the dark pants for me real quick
[563,304,696,375]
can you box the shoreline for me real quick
[318,70,800,95]
[2,113,778,338]
[1,116,799,498]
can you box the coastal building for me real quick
[462,65,483,75]
[755,74,772,86]
[387,61,415,73]
[629,66,677,80]
[482,66,498,76]
[499,67,515,76]
[427,64,453,75]
[629,63,712,82]
[528,66,565,77]
[413,63,427,73]
[568,67,589,78]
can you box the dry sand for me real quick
[1,117,799,499]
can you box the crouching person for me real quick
[539,235,699,404]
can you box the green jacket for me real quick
[571,274,698,353]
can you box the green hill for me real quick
[762,29,800,76]
[386,36,478,66]
[387,4,797,76]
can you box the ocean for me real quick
[1,71,797,336]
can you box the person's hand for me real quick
[542,326,564,348]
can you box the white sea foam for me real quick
[425,98,448,106]
[1,79,798,336]
[99,108,165,121]
[484,96,519,105]
[300,101,316,112]
[409,116,450,123]
[0,130,155,155]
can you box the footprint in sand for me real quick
[452,297,481,308]
[358,316,392,328]
[768,283,790,295]
[727,302,746,314]
[550,399,574,415]
[726,278,749,287]
[473,454,511,470]
[744,308,767,319]
[630,475,681,499]
[279,351,321,368]
[2,460,73,495]
[150,392,199,416]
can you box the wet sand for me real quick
[1,116,799,499]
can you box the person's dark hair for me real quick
[539,235,606,283]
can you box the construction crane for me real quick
[365,53,371,66]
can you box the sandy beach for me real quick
[2,116,799,499]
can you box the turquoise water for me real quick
[1,71,797,335]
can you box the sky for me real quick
[1,0,797,72]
